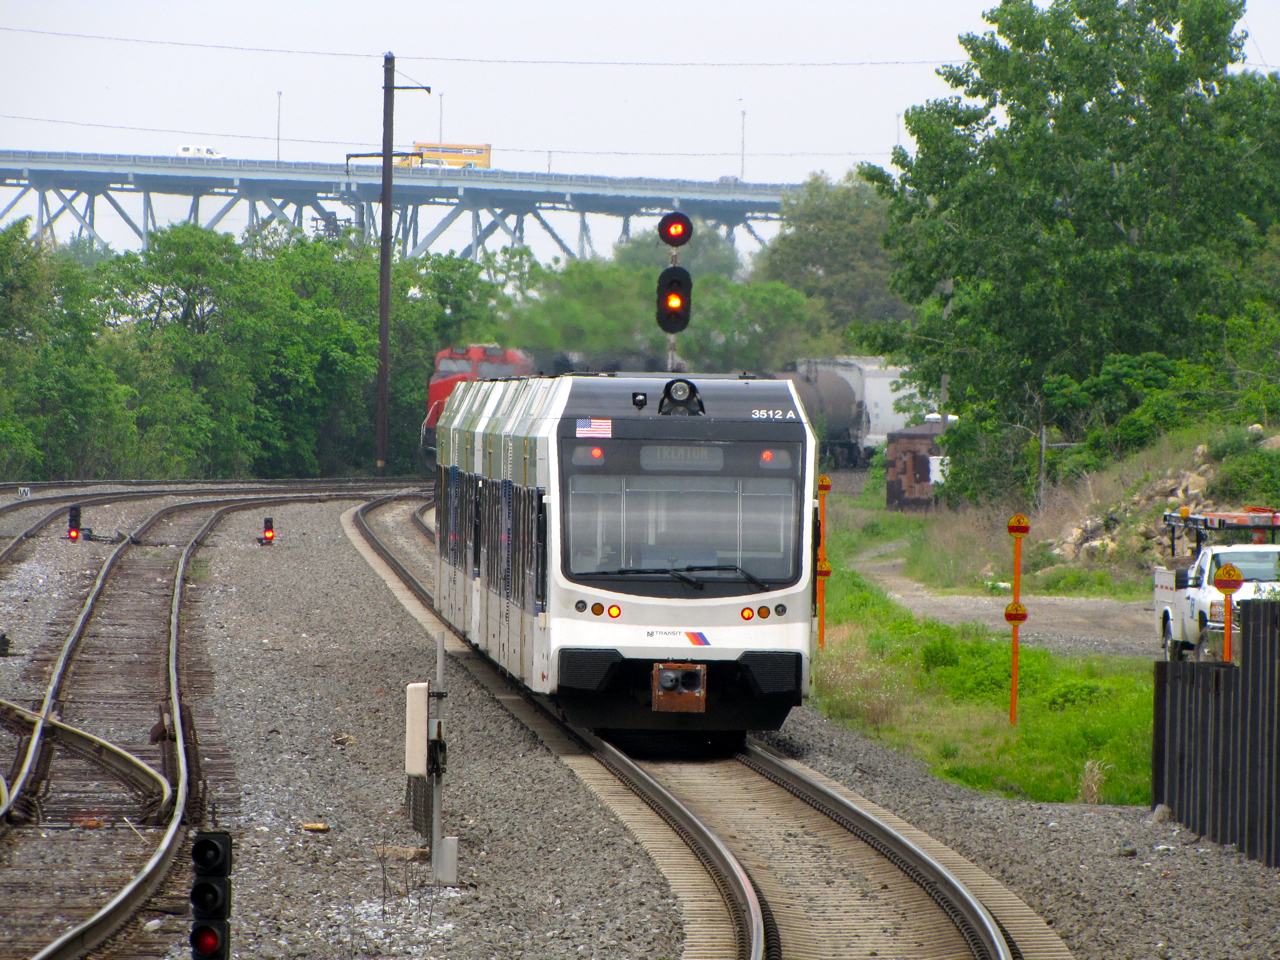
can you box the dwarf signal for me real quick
[190,830,232,960]
[68,504,82,541]
[258,517,274,546]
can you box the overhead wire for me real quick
[0,26,948,67]
[0,112,892,158]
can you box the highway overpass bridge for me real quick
[0,150,797,260]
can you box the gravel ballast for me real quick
[193,502,681,959]
[761,708,1280,960]
[4,487,1275,959]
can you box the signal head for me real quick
[658,212,693,248]
[656,265,693,334]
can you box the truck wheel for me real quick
[1163,618,1184,662]
[1194,626,1219,662]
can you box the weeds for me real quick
[1078,759,1114,804]
[816,564,1153,804]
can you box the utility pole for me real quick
[373,55,431,477]
[276,91,282,162]
[376,53,395,478]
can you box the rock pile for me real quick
[1052,453,1231,563]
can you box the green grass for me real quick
[816,554,1153,805]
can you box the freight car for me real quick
[433,374,818,742]
[783,356,913,467]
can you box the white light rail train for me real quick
[433,374,818,742]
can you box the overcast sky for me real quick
[3,1,1278,262]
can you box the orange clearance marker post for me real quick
[817,475,832,651]
[1213,562,1244,662]
[1006,513,1031,725]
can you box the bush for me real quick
[1208,448,1280,505]
[920,635,960,672]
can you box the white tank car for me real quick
[434,373,818,736]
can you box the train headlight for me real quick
[658,668,680,691]
[775,604,787,616]
[575,600,587,613]
[669,380,691,402]
[741,607,754,621]
[680,669,702,692]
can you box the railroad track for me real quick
[0,483,408,960]
[355,493,1032,960]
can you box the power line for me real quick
[0,26,947,68]
[0,112,893,158]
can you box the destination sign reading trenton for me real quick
[640,445,725,471]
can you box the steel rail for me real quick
[0,699,172,816]
[0,489,190,565]
[0,477,422,495]
[738,742,1016,960]
[354,491,769,960]
[572,725,767,960]
[408,495,1016,959]
[23,491,378,960]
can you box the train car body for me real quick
[434,374,818,734]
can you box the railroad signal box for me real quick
[68,504,82,541]
[259,517,274,546]
[190,830,232,960]
[655,212,694,334]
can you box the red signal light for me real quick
[657,212,693,248]
[761,450,774,462]
[591,447,603,459]
[68,528,80,541]
[264,529,274,540]
[191,925,221,955]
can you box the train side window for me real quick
[535,492,548,612]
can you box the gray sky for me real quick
[3,1,1278,262]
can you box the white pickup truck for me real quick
[1154,544,1280,660]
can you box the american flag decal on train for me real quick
[685,632,710,646]
[576,418,612,438]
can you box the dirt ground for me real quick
[855,555,1156,658]
[828,468,1157,659]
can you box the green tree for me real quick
[757,172,912,329]
[859,0,1280,501]
[613,217,741,280]
[500,252,835,373]
[0,219,140,480]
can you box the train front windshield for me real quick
[561,440,804,592]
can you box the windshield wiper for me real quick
[588,567,706,589]
[681,565,770,592]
